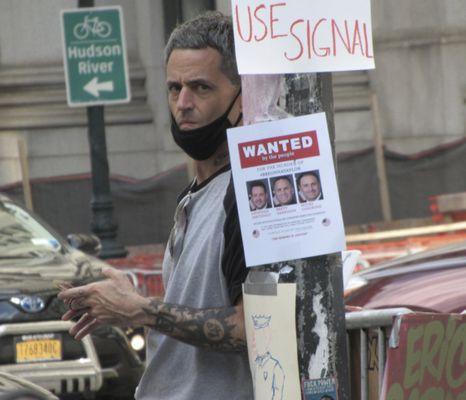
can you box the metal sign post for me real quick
[61,0,128,259]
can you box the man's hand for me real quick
[58,267,147,340]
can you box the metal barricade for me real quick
[345,308,412,400]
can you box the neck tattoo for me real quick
[214,151,230,167]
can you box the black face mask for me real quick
[170,90,242,161]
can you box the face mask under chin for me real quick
[170,90,242,161]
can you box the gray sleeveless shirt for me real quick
[135,167,253,400]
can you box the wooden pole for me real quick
[242,73,350,399]
[17,137,34,211]
[347,220,466,243]
[371,92,392,222]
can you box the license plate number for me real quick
[15,334,62,363]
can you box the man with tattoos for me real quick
[58,12,253,400]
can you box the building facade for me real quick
[0,0,465,237]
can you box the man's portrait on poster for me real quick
[296,170,323,203]
[270,175,297,207]
[247,179,271,212]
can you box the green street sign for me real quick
[60,6,131,107]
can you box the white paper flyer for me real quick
[227,113,345,267]
[243,283,301,400]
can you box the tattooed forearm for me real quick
[142,299,247,352]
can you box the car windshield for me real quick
[0,201,61,258]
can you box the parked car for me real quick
[0,371,58,400]
[345,240,466,313]
[0,194,144,399]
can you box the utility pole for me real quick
[77,0,127,259]
[242,73,350,399]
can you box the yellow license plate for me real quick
[15,337,62,363]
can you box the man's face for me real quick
[299,174,321,201]
[274,178,293,205]
[166,47,239,130]
[251,185,267,209]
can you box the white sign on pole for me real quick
[227,113,346,267]
[231,0,375,74]
[243,283,301,399]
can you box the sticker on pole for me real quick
[302,378,338,399]
[231,0,375,74]
[227,113,346,267]
[60,6,131,107]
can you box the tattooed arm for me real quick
[142,298,247,352]
[58,267,246,352]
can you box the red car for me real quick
[345,240,466,313]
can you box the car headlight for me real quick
[130,333,145,352]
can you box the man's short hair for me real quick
[164,11,240,86]
[273,176,292,190]
[297,171,320,187]
[249,180,266,194]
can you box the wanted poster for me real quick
[227,113,345,267]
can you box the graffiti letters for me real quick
[386,317,466,399]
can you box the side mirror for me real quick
[67,234,102,256]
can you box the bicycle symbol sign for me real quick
[73,15,112,40]
[61,6,130,107]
